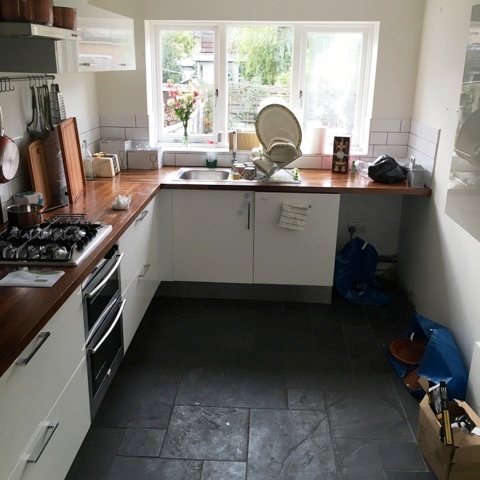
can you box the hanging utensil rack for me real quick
[0,75,55,93]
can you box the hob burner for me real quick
[0,214,112,266]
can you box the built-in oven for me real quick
[82,244,125,419]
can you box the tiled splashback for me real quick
[1,115,439,223]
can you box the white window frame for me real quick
[147,21,379,154]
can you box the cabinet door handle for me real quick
[247,201,251,230]
[138,264,151,278]
[86,253,124,299]
[136,210,149,223]
[15,332,50,366]
[90,300,126,354]
[26,421,58,463]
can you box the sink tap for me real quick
[231,130,237,165]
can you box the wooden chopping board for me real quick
[57,117,86,204]
[27,139,54,208]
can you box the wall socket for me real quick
[348,222,367,233]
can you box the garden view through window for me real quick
[152,22,378,153]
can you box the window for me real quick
[149,22,378,154]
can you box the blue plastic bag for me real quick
[334,237,390,306]
[412,314,468,400]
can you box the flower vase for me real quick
[182,126,189,148]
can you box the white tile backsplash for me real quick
[372,144,408,158]
[125,127,149,142]
[370,118,402,132]
[100,127,126,139]
[135,115,149,128]
[401,118,411,133]
[387,132,409,145]
[369,132,387,145]
[98,114,440,186]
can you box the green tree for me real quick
[232,26,292,86]
[161,31,196,83]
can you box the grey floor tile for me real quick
[383,471,437,479]
[176,365,287,409]
[325,383,414,441]
[375,440,427,471]
[284,351,355,389]
[332,438,384,480]
[287,388,326,412]
[93,364,177,429]
[248,409,336,480]
[108,456,202,480]
[161,405,249,461]
[68,291,423,479]
[201,461,246,480]
[65,427,125,480]
[118,428,166,457]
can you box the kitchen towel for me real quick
[279,203,309,231]
[0,270,65,288]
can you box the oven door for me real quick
[86,293,125,419]
[83,247,123,338]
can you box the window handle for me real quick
[215,88,218,107]
[299,90,303,108]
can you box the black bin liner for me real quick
[368,154,408,184]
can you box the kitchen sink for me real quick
[173,168,231,181]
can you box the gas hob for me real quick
[0,214,112,266]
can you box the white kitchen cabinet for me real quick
[172,190,254,283]
[0,287,87,480]
[254,192,340,286]
[8,359,90,480]
[118,196,161,351]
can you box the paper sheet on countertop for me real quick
[0,270,65,288]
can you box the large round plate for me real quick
[255,104,302,152]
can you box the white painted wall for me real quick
[92,0,426,121]
[397,0,480,405]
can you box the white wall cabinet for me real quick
[171,189,340,288]
[118,196,161,351]
[0,287,88,480]
[254,192,340,286]
[172,190,254,283]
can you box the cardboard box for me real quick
[13,191,43,206]
[127,148,163,169]
[418,381,480,479]
[99,139,132,169]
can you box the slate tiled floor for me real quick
[66,284,436,480]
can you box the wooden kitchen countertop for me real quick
[115,166,432,195]
[0,166,431,377]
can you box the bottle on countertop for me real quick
[82,140,94,180]
[350,160,356,178]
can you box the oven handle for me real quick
[88,299,126,354]
[85,252,124,299]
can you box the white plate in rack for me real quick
[255,103,302,151]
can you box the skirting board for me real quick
[155,281,332,304]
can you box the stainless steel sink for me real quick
[173,168,231,181]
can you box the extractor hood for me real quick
[0,0,128,40]
[0,1,135,73]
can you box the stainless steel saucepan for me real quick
[7,203,67,228]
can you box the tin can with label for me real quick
[243,166,257,180]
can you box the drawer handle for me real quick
[15,332,50,366]
[26,421,58,464]
[135,210,149,223]
[90,300,126,354]
[138,264,151,278]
